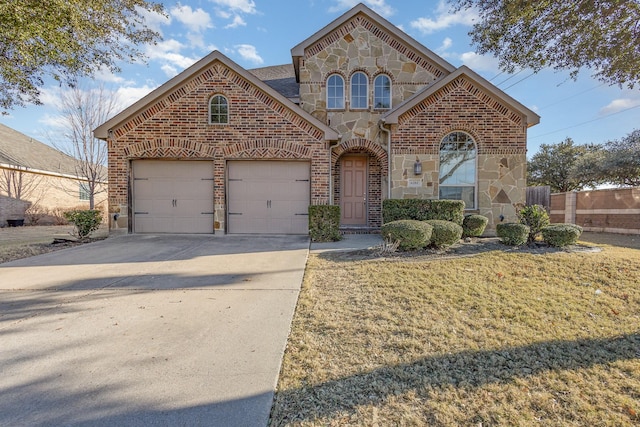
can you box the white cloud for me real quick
[600,97,640,115]
[225,15,247,29]
[161,64,179,78]
[146,39,198,70]
[216,9,232,19]
[170,5,213,32]
[234,44,263,64]
[437,37,453,53]
[410,0,477,34]
[136,6,171,34]
[210,0,257,14]
[459,51,500,73]
[114,85,157,109]
[329,0,394,17]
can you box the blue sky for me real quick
[1,0,638,157]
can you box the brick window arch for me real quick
[373,74,391,109]
[439,131,477,209]
[350,71,368,109]
[326,74,345,110]
[209,94,228,124]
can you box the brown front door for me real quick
[341,156,367,226]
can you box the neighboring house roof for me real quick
[250,65,300,102]
[95,51,338,141]
[290,2,456,82]
[0,123,82,177]
[382,66,541,127]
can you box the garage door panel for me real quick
[133,160,213,234]
[227,161,310,234]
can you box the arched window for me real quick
[439,131,477,209]
[209,95,228,124]
[326,74,344,109]
[350,72,368,109]
[373,74,391,109]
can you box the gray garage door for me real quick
[132,160,214,233]
[227,161,310,234]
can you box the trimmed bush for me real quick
[423,220,463,248]
[63,209,102,240]
[517,204,550,243]
[496,222,530,246]
[381,220,433,250]
[542,224,583,247]
[462,214,488,237]
[309,205,341,242]
[383,199,465,225]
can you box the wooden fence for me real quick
[550,187,640,234]
[526,186,551,209]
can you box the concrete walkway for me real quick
[0,234,309,427]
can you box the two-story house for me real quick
[96,3,539,234]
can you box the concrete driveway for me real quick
[0,233,309,426]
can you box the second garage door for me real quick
[227,161,310,234]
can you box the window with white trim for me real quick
[326,74,345,109]
[439,131,477,209]
[373,74,391,109]
[350,71,368,109]
[79,182,90,201]
[209,95,228,124]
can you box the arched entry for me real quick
[332,139,387,229]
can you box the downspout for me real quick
[328,135,342,205]
[378,119,392,199]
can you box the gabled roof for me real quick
[382,65,541,127]
[95,51,337,141]
[0,123,83,177]
[290,2,456,82]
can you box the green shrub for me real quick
[383,199,465,225]
[462,214,488,237]
[423,220,463,248]
[381,220,433,250]
[308,205,341,242]
[517,204,550,243]
[63,209,102,240]
[496,222,530,246]
[542,224,583,247]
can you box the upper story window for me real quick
[439,131,477,209]
[350,72,368,109]
[209,95,228,124]
[326,74,345,109]
[373,74,391,109]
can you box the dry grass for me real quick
[270,234,640,426]
[0,225,109,264]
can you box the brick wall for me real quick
[551,188,640,234]
[391,75,528,231]
[108,61,330,233]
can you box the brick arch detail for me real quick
[124,139,216,158]
[224,139,311,159]
[438,126,482,148]
[332,138,388,175]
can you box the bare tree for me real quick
[51,85,116,209]
[0,168,43,199]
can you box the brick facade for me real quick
[107,61,331,232]
[99,3,537,234]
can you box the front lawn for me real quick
[270,233,640,426]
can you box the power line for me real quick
[502,72,536,90]
[529,103,640,140]
[495,69,525,86]
[536,83,607,110]
[488,70,505,82]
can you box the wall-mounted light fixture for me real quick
[413,157,422,175]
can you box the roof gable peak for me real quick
[290,3,455,81]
